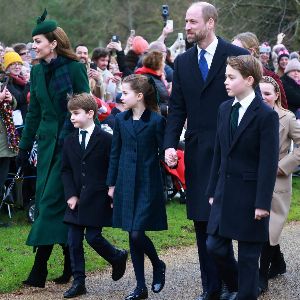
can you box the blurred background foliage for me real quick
[1,0,299,51]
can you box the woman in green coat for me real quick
[17,10,90,287]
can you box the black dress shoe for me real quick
[112,249,128,281]
[63,283,86,298]
[227,292,238,300]
[258,275,268,296]
[124,287,148,300]
[22,278,46,288]
[152,260,166,293]
[220,284,237,300]
[196,290,221,300]
[22,270,48,288]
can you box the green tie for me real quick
[80,130,87,150]
[230,102,241,138]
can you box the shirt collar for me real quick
[232,91,255,108]
[197,36,218,57]
[79,123,95,136]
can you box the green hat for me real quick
[32,9,57,37]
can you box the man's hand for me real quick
[107,41,122,52]
[67,196,78,210]
[209,197,214,205]
[165,148,178,167]
[255,208,269,220]
[108,186,115,199]
[88,68,100,81]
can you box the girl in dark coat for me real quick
[107,74,167,300]
[17,10,90,288]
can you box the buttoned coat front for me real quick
[206,96,279,242]
[106,109,167,231]
[269,106,300,245]
[62,125,113,228]
[163,38,249,221]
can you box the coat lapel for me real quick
[83,125,101,158]
[229,96,260,151]
[123,109,151,137]
[35,66,56,114]
[222,99,234,151]
[203,38,228,90]
[188,46,205,86]
[69,130,82,158]
[123,110,136,139]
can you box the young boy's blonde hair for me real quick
[67,93,98,118]
[227,55,263,88]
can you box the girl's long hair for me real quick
[122,74,159,112]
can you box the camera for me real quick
[112,35,119,42]
[161,4,169,19]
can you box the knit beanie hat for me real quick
[277,50,289,63]
[132,36,149,55]
[32,9,57,37]
[3,51,23,70]
[284,58,300,74]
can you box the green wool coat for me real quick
[19,58,90,247]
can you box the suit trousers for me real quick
[207,234,262,300]
[68,224,119,283]
[194,221,221,293]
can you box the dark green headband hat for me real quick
[32,9,57,37]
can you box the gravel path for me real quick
[1,222,299,300]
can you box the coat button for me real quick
[82,161,86,165]
[226,174,230,178]
[82,172,85,176]
[82,185,86,189]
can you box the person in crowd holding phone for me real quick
[164,2,248,299]
[75,44,104,99]
[91,47,121,102]
[16,9,90,288]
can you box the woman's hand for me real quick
[0,87,6,102]
[67,196,79,210]
[5,89,12,103]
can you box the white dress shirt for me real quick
[232,91,256,125]
[197,36,218,69]
[79,123,95,148]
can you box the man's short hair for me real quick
[75,44,88,52]
[67,93,98,118]
[190,2,218,24]
[227,55,263,88]
[91,47,110,61]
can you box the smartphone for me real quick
[166,19,173,30]
[0,77,9,92]
[178,33,184,41]
[90,62,98,70]
[130,29,135,37]
[112,35,119,42]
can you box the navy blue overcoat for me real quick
[164,38,249,221]
[206,96,279,242]
[107,109,168,231]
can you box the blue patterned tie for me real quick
[80,130,87,150]
[199,49,209,81]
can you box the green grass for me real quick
[1,177,299,294]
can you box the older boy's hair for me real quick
[67,93,98,118]
[227,55,263,88]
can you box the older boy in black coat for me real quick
[61,93,127,298]
[206,56,279,300]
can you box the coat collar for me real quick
[123,109,151,138]
[229,95,261,152]
[189,37,228,91]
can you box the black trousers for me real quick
[68,224,119,284]
[0,157,10,192]
[194,221,221,294]
[207,234,262,300]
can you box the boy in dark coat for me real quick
[206,55,279,300]
[61,93,128,298]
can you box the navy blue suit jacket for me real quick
[206,95,279,242]
[164,37,249,221]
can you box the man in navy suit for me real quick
[61,93,128,298]
[206,55,279,300]
[164,2,248,299]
